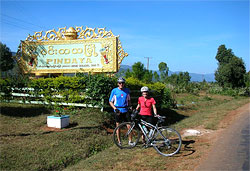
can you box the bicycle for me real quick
[113,110,182,157]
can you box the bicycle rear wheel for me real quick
[152,127,182,156]
[113,122,140,149]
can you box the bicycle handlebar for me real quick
[154,115,166,119]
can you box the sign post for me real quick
[15,27,128,76]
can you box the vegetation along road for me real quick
[65,97,249,171]
[196,103,250,171]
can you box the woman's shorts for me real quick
[139,115,154,125]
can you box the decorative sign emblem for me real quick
[15,27,128,76]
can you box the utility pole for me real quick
[144,57,152,70]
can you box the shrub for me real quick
[83,74,116,106]
[207,84,250,97]
[0,75,177,110]
[161,88,176,108]
[0,78,12,100]
[125,77,142,90]
[125,77,175,108]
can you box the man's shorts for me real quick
[115,112,131,123]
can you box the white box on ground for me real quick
[47,115,70,129]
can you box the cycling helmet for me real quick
[117,77,126,83]
[141,86,149,92]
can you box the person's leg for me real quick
[115,113,121,144]
[116,122,121,144]
[146,116,154,141]
[125,112,133,143]
[141,115,153,144]
[140,115,146,144]
[142,134,146,144]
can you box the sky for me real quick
[0,0,249,74]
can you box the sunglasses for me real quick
[118,82,125,84]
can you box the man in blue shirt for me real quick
[109,77,131,122]
[109,77,134,146]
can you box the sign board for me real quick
[16,27,128,75]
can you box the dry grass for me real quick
[1,94,249,171]
[65,96,249,171]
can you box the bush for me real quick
[125,77,142,90]
[125,77,175,108]
[83,74,116,106]
[29,76,87,104]
[0,75,177,110]
[208,84,250,97]
[161,88,176,108]
[0,78,12,100]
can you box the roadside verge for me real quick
[64,97,250,170]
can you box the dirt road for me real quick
[196,103,250,171]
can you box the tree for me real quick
[158,62,169,82]
[153,71,159,82]
[0,42,14,72]
[244,71,250,88]
[183,72,191,83]
[167,73,179,85]
[167,71,190,85]
[143,70,153,83]
[215,45,234,64]
[215,45,246,88]
[124,62,154,83]
[125,69,132,78]
[131,62,145,80]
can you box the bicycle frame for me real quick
[128,119,169,146]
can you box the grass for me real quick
[64,95,249,171]
[0,93,249,170]
[173,96,249,130]
[0,104,114,170]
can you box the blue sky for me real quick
[1,0,249,74]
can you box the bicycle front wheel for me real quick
[113,122,141,149]
[152,127,182,157]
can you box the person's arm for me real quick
[127,90,132,107]
[109,89,117,110]
[128,98,132,108]
[136,97,141,111]
[127,90,132,110]
[152,104,158,116]
[109,101,117,110]
[136,104,140,111]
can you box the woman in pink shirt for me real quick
[136,86,158,143]
[136,86,158,120]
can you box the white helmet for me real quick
[141,86,149,92]
[117,77,126,83]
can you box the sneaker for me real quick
[128,141,136,146]
[118,142,122,146]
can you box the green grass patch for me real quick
[173,96,249,130]
[0,103,113,170]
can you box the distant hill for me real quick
[119,65,215,82]
[189,73,215,82]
